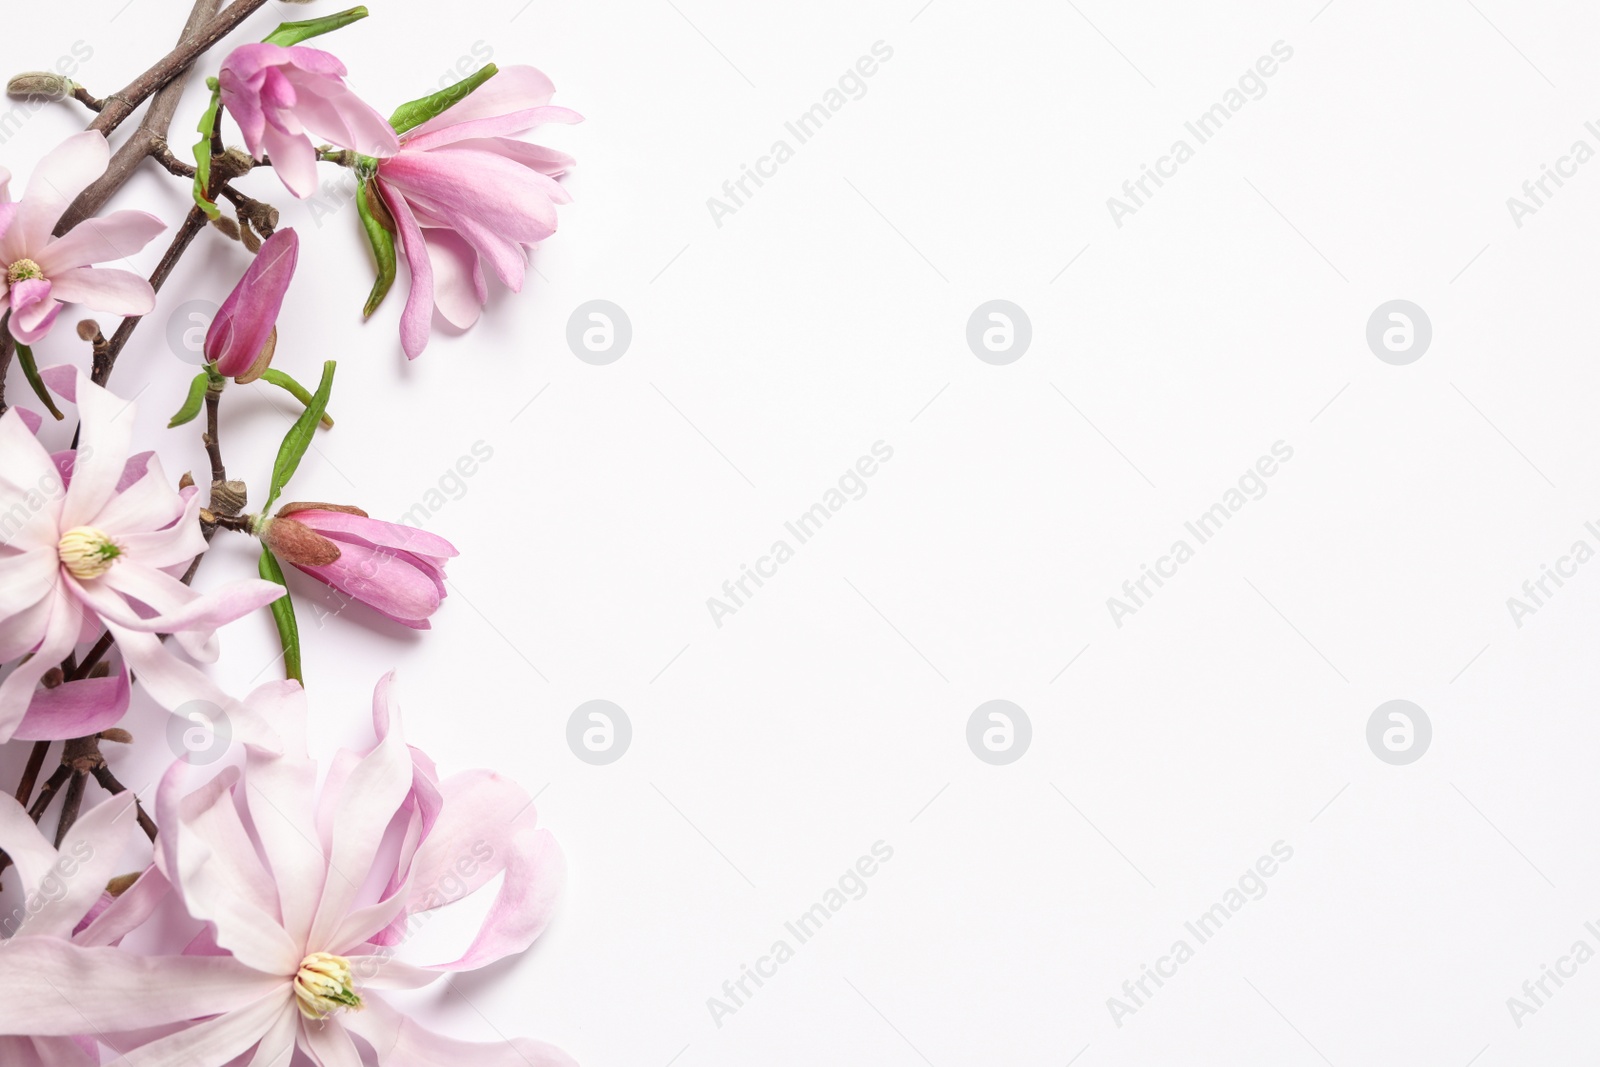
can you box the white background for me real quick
[5,0,1600,1064]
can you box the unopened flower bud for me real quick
[7,73,71,100]
[260,516,342,567]
[239,222,262,253]
[98,728,133,744]
[76,319,102,343]
[105,873,142,898]
[211,215,241,241]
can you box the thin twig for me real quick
[13,741,49,806]
[89,764,158,842]
[94,207,209,387]
[55,0,223,235]
[86,0,271,139]
[52,772,86,848]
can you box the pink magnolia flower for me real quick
[206,226,298,378]
[0,791,167,1067]
[375,66,581,358]
[0,677,571,1066]
[0,365,287,739]
[262,502,457,628]
[220,43,399,198]
[0,131,166,344]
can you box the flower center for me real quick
[293,952,363,1020]
[7,259,43,285]
[57,526,122,580]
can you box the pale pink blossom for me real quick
[0,131,165,344]
[265,502,457,629]
[219,43,399,198]
[0,365,287,740]
[0,791,166,1067]
[375,66,580,358]
[0,677,570,1066]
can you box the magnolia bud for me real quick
[76,319,102,343]
[211,215,242,241]
[7,73,71,100]
[98,728,133,744]
[239,221,262,252]
[105,873,142,898]
[178,471,196,491]
[260,517,342,567]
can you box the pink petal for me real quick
[0,590,81,743]
[378,182,434,359]
[13,132,109,255]
[47,265,157,317]
[293,541,441,627]
[403,771,565,971]
[300,1012,363,1066]
[476,135,577,177]
[94,563,286,637]
[0,547,61,619]
[422,228,484,329]
[38,210,166,274]
[8,278,62,343]
[405,66,559,142]
[292,510,457,559]
[306,688,415,949]
[12,660,130,741]
[74,866,170,947]
[156,761,300,975]
[281,69,398,158]
[240,680,324,948]
[113,991,292,1066]
[57,367,135,530]
[261,123,318,199]
[0,796,61,902]
[0,940,279,1035]
[404,105,582,154]
[0,1035,96,1066]
[21,792,142,940]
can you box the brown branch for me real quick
[86,0,270,139]
[26,764,71,823]
[13,741,49,806]
[52,772,86,848]
[89,764,158,842]
[54,0,223,236]
[93,207,208,388]
[203,386,227,485]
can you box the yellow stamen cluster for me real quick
[57,526,122,580]
[6,258,43,284]
[293,952,363,1020]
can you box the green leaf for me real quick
[388,63,498,135]
[191,86,223,220]
[264,360,335,510]
[258,545,303,683]
[13,342,63,421]
[356,179,396,317]
[260,367,334,429]
[262,5,369,47]
[168,370,210,428]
